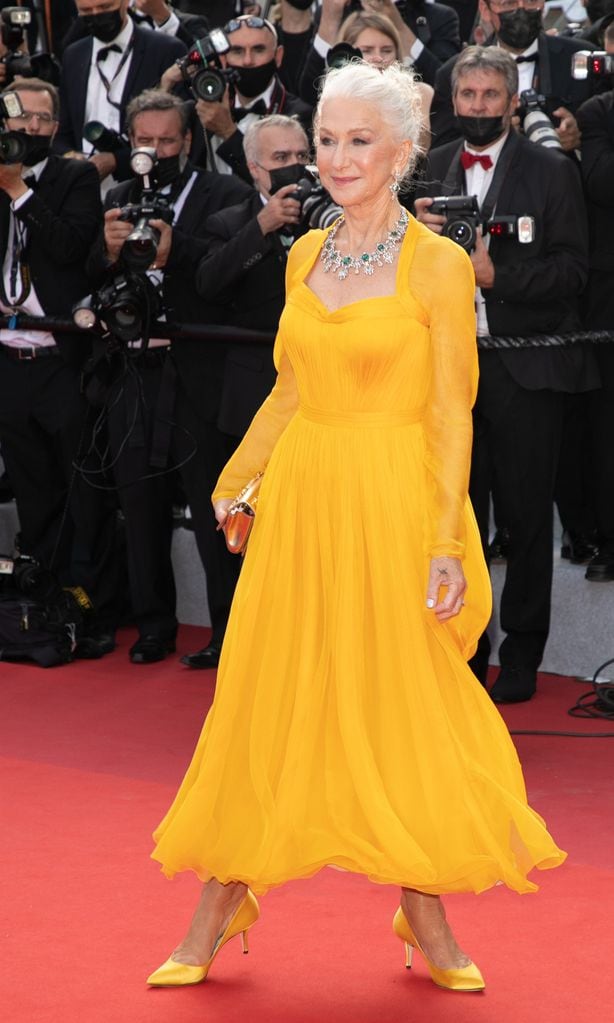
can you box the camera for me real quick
[292,167,342,231]
[571,50,614,80]
[518,89,561,150]
[117,148,174,271]
[177,29,238,102]
[326,42,362,70]
[83,120,128,155]
[73,272,163,345]
[0,91,49,164]
[430,196,536,251]
[0,553,63,603]
[430,195,481,252]
[0,7,32,83]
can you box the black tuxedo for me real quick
[577,91,614,550]
[55,26,186,179]
[197,191,292,437]
[0,156,102,366]
[430,32,597,149]
[199,78,313,184]
[418,132,593,678]
[86,165,252,644]
[63,6,209,49]
[0,156,118,621]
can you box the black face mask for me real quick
[283,0,314,8]
[154,152,187,188]
[234,59,277,99]
[497,9,542,51]
[21,135,53,167]
[268,163,307,195]
[455,114,506,147]
[80,9,124,44]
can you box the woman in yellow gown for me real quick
[149,61,566,992]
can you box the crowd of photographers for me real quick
[0,0,613,697]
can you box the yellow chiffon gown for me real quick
[152,216,566,896]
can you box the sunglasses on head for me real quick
[224,16,278,43]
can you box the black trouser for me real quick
[106,350,240,644]
[469,352,564,680]
[0,350,120,623]
[584,271,614,550]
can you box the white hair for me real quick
[314,60,424,178]
[243,114,307,165]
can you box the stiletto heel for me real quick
[392,907,485,992]
[147,889,260,987]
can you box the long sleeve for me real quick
[410,230,478,558]
[212,343,299,502]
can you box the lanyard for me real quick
[96,38,134,113]
[0,213,31,310]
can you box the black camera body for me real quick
[518,88,561,149]
[88,272,164,345]
[430,195,536,251]
[430,195,481,252]
[326,42,363,69]
[178,28,239,102]
[289,168,342,231]
[118,194,174,272]
[0,6,31,83]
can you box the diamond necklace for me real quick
[320,207,409,281]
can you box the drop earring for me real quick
[390,172,401,195]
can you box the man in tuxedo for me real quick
[87,89,251,664]
[576,83,614,581]
[62,1,210,48]
[0,78,119,655]
[193,13,312,183]
[54,0,186,183]
[430,0,596,149]
[415,46,594,702]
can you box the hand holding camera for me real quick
[257,182,302,235]
[195,94,236,142]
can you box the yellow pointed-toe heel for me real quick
[147,889,260,987]
[392,907,485,992]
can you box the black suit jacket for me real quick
[577,90,614,274]
[418,132,594,392]
[87,164,252,422]
[430,31,597,149]
[0,156,102,366]
[55,26,186,179]
[197,192,291,437]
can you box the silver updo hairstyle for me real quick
[314,60,425,181]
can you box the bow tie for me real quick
[234,100,268,122]
[23,174,37,190]
[515,54,538,64]
[460,151,493,171]
[97,43,122,62]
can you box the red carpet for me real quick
[2,625,613,1023]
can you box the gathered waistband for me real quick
[298,404,424,427]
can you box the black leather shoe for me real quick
[560,529,597,564]
[489,666,537,704]
[74,631,116,660]
[180,644,222,669]
[129,635,176,664]
[488,527,510,564]
[585,548,614,582]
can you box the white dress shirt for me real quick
[462,130,509,337]
[82,18,135,154]
[210,79,277,175]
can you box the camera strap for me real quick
[0,214,31,309]
[441,130,521,222]
[96,37,135,114]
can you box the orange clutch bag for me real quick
[221,472,264,555]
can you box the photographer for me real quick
[87,89,251,665]
[0,5,60,87]
[430,0,597,149]
[415,46,594,703]
[190,13,312,183]
[0,78,120,656]
[55,0,186,184]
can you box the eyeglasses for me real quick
[224,16,278,43]
[487,0,544,11]
[11,111,57,125]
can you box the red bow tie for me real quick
[460,151,493,171]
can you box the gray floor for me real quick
[1,500,612,679]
